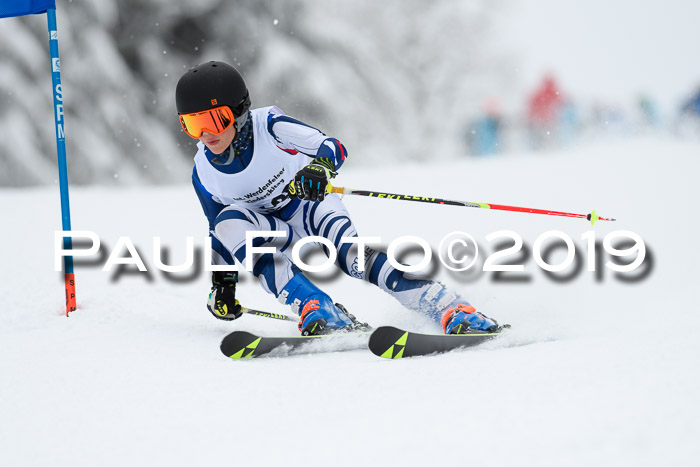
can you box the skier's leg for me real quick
[214,205,297,296]
[277,272,358,335]
[294,195,499,332]
[213,205,355,334]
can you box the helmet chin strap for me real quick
[233,110,249,133]
[232,92,251,133]
[231,111,253,156]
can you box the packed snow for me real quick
[1,137,699,466]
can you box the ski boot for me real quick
[441,304,500,334]
[390,277,500,333]
[279,274,366,335]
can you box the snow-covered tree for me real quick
[0,0,510,186]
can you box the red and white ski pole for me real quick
[328,184,615,225]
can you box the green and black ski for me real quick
[368,325,509,359]
[220,330,370,359]
[221,325,508,359]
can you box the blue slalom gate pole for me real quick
[47,8,77,315]
[1,2,75,314]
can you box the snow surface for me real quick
[1,137,699,466]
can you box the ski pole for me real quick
[327,184,615,225]
[242,307,298,323]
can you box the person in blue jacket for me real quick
[681,86,700,119]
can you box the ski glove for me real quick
[288,157,337,202]
[207,271,242,321]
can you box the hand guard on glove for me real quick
[207,271,242,321]
[288,157,337,202]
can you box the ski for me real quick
[368,325,509,359]
[220,329,370,359]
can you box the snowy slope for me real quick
[1,137,699,467]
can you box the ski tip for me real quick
[368,326,408,359]
[220,330,260,359]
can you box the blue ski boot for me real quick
[278,274,360,335]
[441,304,500,334]
[384,273,499,333]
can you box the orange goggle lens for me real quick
[179,106,235,139]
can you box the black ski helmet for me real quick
[176,61,251,133]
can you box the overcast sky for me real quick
[499,0,700,115]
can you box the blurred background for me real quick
[1,0,699,187]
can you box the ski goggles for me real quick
[178,105,235,139]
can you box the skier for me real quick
[527,75,565,148]
[175,61,500,336]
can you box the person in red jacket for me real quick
[527,75,564,148]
